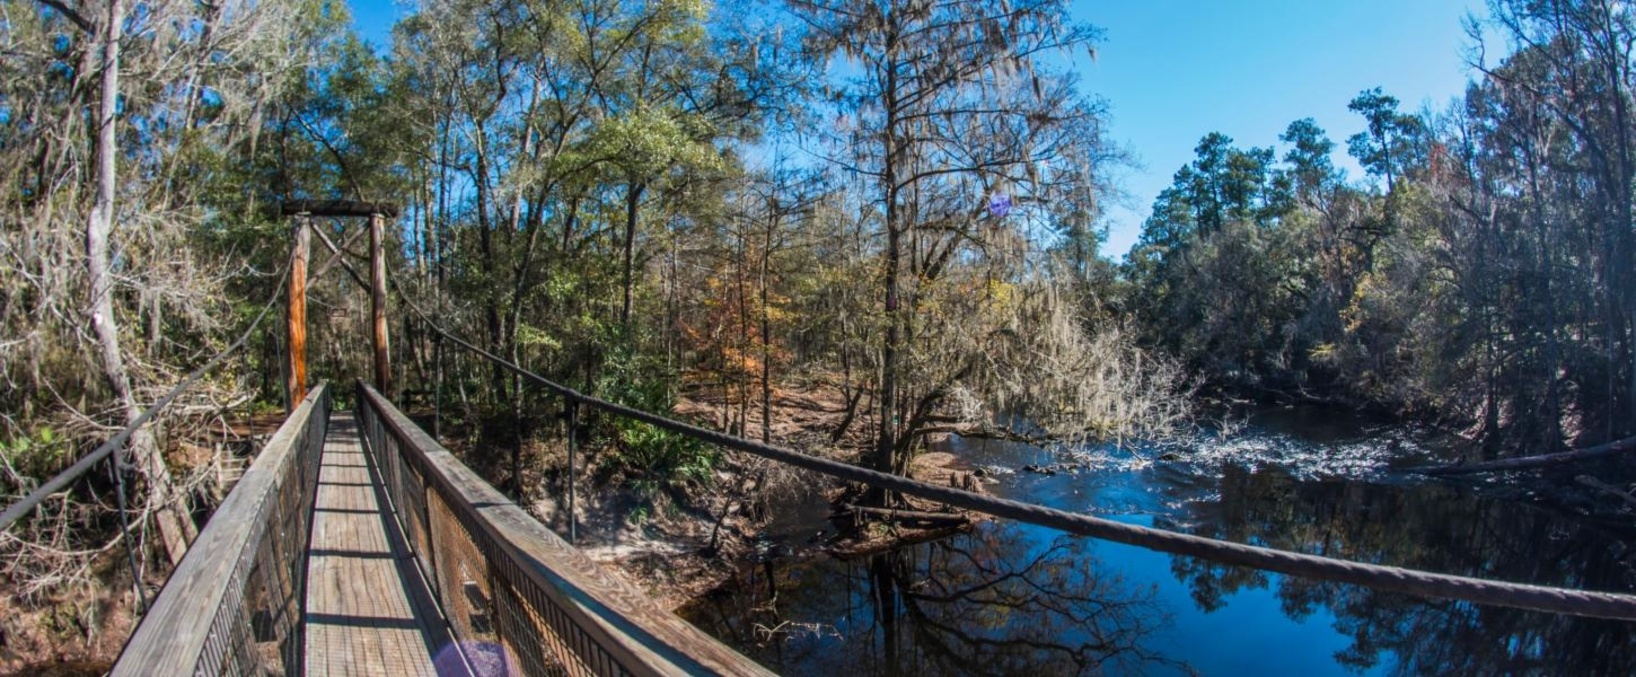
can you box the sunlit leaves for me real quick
[583,102,722,178]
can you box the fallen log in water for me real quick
[840,503,974,527]
[1406,435,1636,476]
[1576,475,1636,511]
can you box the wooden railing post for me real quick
[287,214,310,412]
[370,211,391,398]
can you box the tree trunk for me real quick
[872,38,905,509]
[472,120,505,403]
[1592,5,1636,436]
[86,0,194,566]
[870,554,901,674]
[760,214,774,445]
[1531,158,1563,452]
[621,181,646,327]
[736,217,750,436]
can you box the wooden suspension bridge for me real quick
[110,201,771,676]
[6,200,1636,675]
[114,382,771,676]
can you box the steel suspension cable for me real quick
[379,255,1636,621]
[0,269,290,532]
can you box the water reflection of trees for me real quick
[1165,465,1636,674]
[680,523,1184,676]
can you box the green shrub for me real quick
[1,427,69,484]
[597,347,718,521]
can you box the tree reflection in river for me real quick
[679,522,1184,676]
[1165,464,1636,674]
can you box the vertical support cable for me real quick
[110,445,148,613]
[433,329,443,441]
[566,400,578,544]
[511,370,524,499]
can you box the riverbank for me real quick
[559,375,985,610]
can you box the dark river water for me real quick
[677,408,1636,675]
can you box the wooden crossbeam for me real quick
[280,199,401,218]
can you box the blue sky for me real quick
[1071,1,1488,258]
[344,0,1489,259]
[347,0,405,43]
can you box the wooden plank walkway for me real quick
[304,417,467,676]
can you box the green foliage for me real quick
[582,104,722,179]
[1137,132,1290,250]
[1129,23,1636,456]
[0,427,67,485]
[597,347,718,520]
[1127,114,1426,407]
[1346,88,1427,190]
[796,0,1124,473]
[1279,118,1337,202]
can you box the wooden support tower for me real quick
[280,199,400,401]
[370,212,392,397]
[287,215,310,412]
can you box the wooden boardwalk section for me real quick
[115,386,770,676]
[304,417,465,676]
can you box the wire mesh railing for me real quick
[355,381,771,677]
[112,384,330,676]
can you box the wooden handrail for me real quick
[356,382,770,676]
[113,384,330,676]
